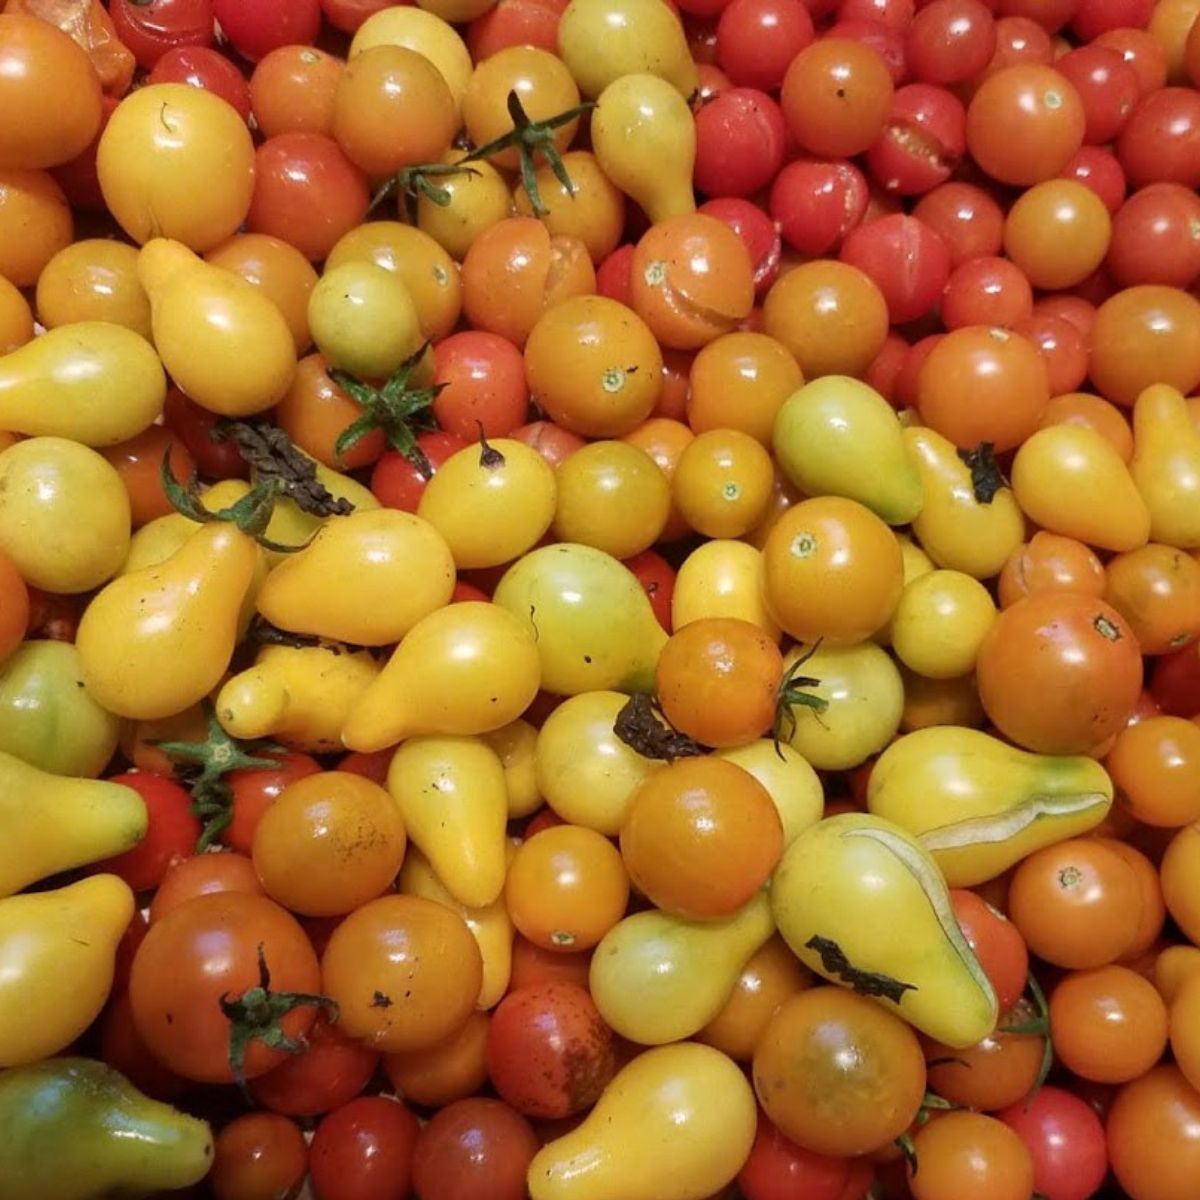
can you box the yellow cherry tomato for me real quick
[716,739,824,847]
[97,83,255,251]
[672,538,780,637]
[553,440,670,559]
[482,719,542,819]
[890,569,998,679]
[0,437,129,594]
[514,151,626,264]
[35,239,152,340]
[0,276,33,354]
[418,437,557,569]
[673,429,775,538]
[417,150,513,261]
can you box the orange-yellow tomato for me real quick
[0,168,72,287]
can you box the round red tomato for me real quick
[432,331,529,440]
[96,771,200,893]
[309,1096,421,1200]
[694,88,788,199]
[213,0,321,61]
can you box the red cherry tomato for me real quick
[212,0,321,62]
[942,256,1034,329]
[866,82,966,195]
[694,88,788,199]
[321,0,395,32]
[983,13,1054,75]
[147,46,252,121]
[411,1099,538,1200]
[1071,0,1154,41]
[840,212,952,324]
[1116,87,1200,189]
[997,1085,1108,1200]
[432,331,529,440]
[225,752,323,855]
[370,432,469,512]
[865,330,911,404]
[163,387,251,480]
[950,889,1029,1012]
[770,159,869,256]
[699,196,783,296]
[907,0,998,83]
[840,0,915,28]
[596,243,635,305]
[1014,311,1089,395]
[1060,144,1127,213]
[737,1109,854,1200]
[716,0,815,90]
[623,549,676,633]
[912,180,1005,266]
[1055,44,1139,146]
[309,1096,421,1200]
[825,17,909,82]
[468,0,568,59]
[1106,182,1200,289]
[95,772,200,893]
[109,0,214,70]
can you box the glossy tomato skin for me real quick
[209,1112,308,1200]
[1107,183,1200,288]
[485,983,616,1119]
[770,160,870,256]
[623,549,676,632]
[912,180,1005,266]
[950,889,1028,1012]
[906,0,998,84]
[412,1098,538,1200]
[1055,44,1139,145]
[109,0,215,70]
[432,331,529,440]
[163,387,251,480]
[694,88,788,199]
[309,1096,420,1200]
[737,1109,853,1200]
[213,0,321,62]
[700,197,784,296]
[839,212,952,324]
[226,752,323,856]
[866,83,967,195]
[148,852,264,924]
[1116,87,1200,188]
[148,46,252,121]
[716,0,816,90]
[370,432,469,512]
[95,772,200,893]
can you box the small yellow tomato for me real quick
[514,151,626,264]
[673,429,775,538]
[417,150,513,261]
[35,240,152,340]
[672,538,780,637]
[481,719,541,818]
[890,569,998,679]
[553,440,670,559]
[716,739,824,847]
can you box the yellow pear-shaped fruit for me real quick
[400,844,515,1010]
[591,74,696,225]
[0,874,135,1067]
[77,522,259,720]
[528,1042,757,1200]
[256,509,455,645]
[1013,423,1150,552]
[1130,383,1200,549]
[771,813,997,1048]
[868,726,1114,886]
[0,322,164,446]
[216,644,380,754]
[906,426,1025,579]
[387,736,509,908]
[589,892,775,1045]
[494,543,668,696]
[774,376,923,525]
[138,238,296,417]
[672,538,780,637]
[0,752,147,899]
[558,0,699,98]
[342,602,540,751]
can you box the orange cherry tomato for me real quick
[275,352,386,470]
[251,45,344,139]
[997,532,1107,609]
[383,1011,491,1108]
[907,1111,1034,1200]
[1106,716,1200,828]
[0,167,73,287]
[513,150,625,264]
[672,428,775,539]
[1039,391,1134,461]
[621,417,695,542]
[0,546,30,665]
[1104,545,1200,656]
[100,427,196,528]
[924,1020,1046,1112]
[148,852,265,925]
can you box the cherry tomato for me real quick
[840,213,952,324]
[1107,1066,1200,1200]
[383,1011,491,1109]
[737,1109,855,1200]
[411,1098,538,1200]
[148,46,252,122]
[1060,144,1128,213]
[942,257,1033,329]
[213,0,320,62]
[996,1086,1108,1200]
[924,1017,1046,1111]
[866,83,966,196]
[1107,182,1200,288]
[148,851,264,923]
[1117,87,1200,188]
[694,88,787,199]
[309,1096,420,1200]
[950,889,1028,1012]
[226,752,323,855]
[912,180,1005,266]
[623,547,676,632]
[109,0,214,70]
[100,426,196,528]
[907,1112,1034,1200]
[251,46,343,139]
[907,0,998,84]
[432,331,529,440]
[770,159,869,257]
[1055,44,1139,144]
[716,0,816,90]
[163,387,252,480]
[95,772,200,893]
[210,1112,308,1200]
[468,0,568,60]
[997,531,1107,608]
[1106,715,1200,827]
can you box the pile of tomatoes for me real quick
[2,0,1200,1198]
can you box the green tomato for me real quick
[0,640,120,777]
[307,261,423,379]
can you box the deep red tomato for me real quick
[694,88,788,199]
[163,386,251,479]
[147,46,252,121]
[840,212,952,324]
[1106,183,1200,289]
[321,0,395,31]
[770,159,869,256]
[1149,647,1200,718]
[737,1109,854,1200]
[432,331,529,440]
[251,1013,380,1118]
[624,548,676,632]
[212,0,321,62]
[1060,144,1127,213]
[1117,87,1200,189]
[942,256,1034,330]
[1054,44,1139,145]
[997,1085,1108,1200]
[716,0,815,90]
[225,752,323,855]
[128,892,324,1084]
[1071,0,1154,40]
[411,1099,539,1200]
[865,330,910,404]
[485,983,616,1119]
[1094,26,1167,95]
[596,243,635,304]
[950,889,1029,1012]
[247,133,371,263]
[109,0,214,70]
[95,771,200,893]
[866,83,966,196]
[699,196,783,296]
[995,0,1075,32]
[337,748,395,786]
[309,1096,421,1200]
[907,0,998,83]
[840,0,915,28]
[983,13,1054,75]
[370,431,469,512]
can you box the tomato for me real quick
[620,756,784,920]
[737,1109,855,1200]
[0,13,104,169]
[1055,44,1139,145]
[907,1112,1034,1200]
[1049,964,1169,1083]
[0,168,73,289]
[912,179,1005,266]
[163,387,251,480]
[213,0,320,62]
[997,1085,1108,1200]
[716,0,815,90]
[148,851,264,923]
[108,0,214,70]
[99,989,189,1102]
[1061,144,1128,213]
[95,772,200,893]
[251,46,343,139]
[1105,715,1200,827]
[753,987,926,1157]
[323,0,395,31]
[225,751,322,855]
[1107,183,1200,289]
[209,1112,308,1200]
[100,426,195,528]
[942,257,1033,330]
[148,46,252,122]
[694,88,787,199]
[840,213,952,324]
[623,548,675,632]
[924,1017,1046,1111]
[781,38,895,158]
[309,1096,420,1200]
[0,276,33,355]
[1007,836,1142,969]
[976,593,1143,755]
[247,133,371,263]
[770,160,869,258]
[370,431,468,512]
[485,982,615,1119]
[997,532,1107,608]
[950,889,1028,1012]
[321,894,482,1053]
[1014,312,1089,396]
[866,83,966,196]
[0,548,29,666]
[907,0,997,84]
[1107,1066,1200,1200]
[1117,87,1200,188]
[411,1098,538,1200]
[129,892,324,1084]
[383,1010,490,1108]
[1003,178,1112,291]
[468,0,568,60]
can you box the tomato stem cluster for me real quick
[368,161,480,222]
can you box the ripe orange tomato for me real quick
[1106,716,1200,827]
[1104,545,1200,655]
[672,429,775,539]
[907,1112,1034,1200]
[997,532,1107,609]
[0,168,73,287]
[250,45,344,138]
